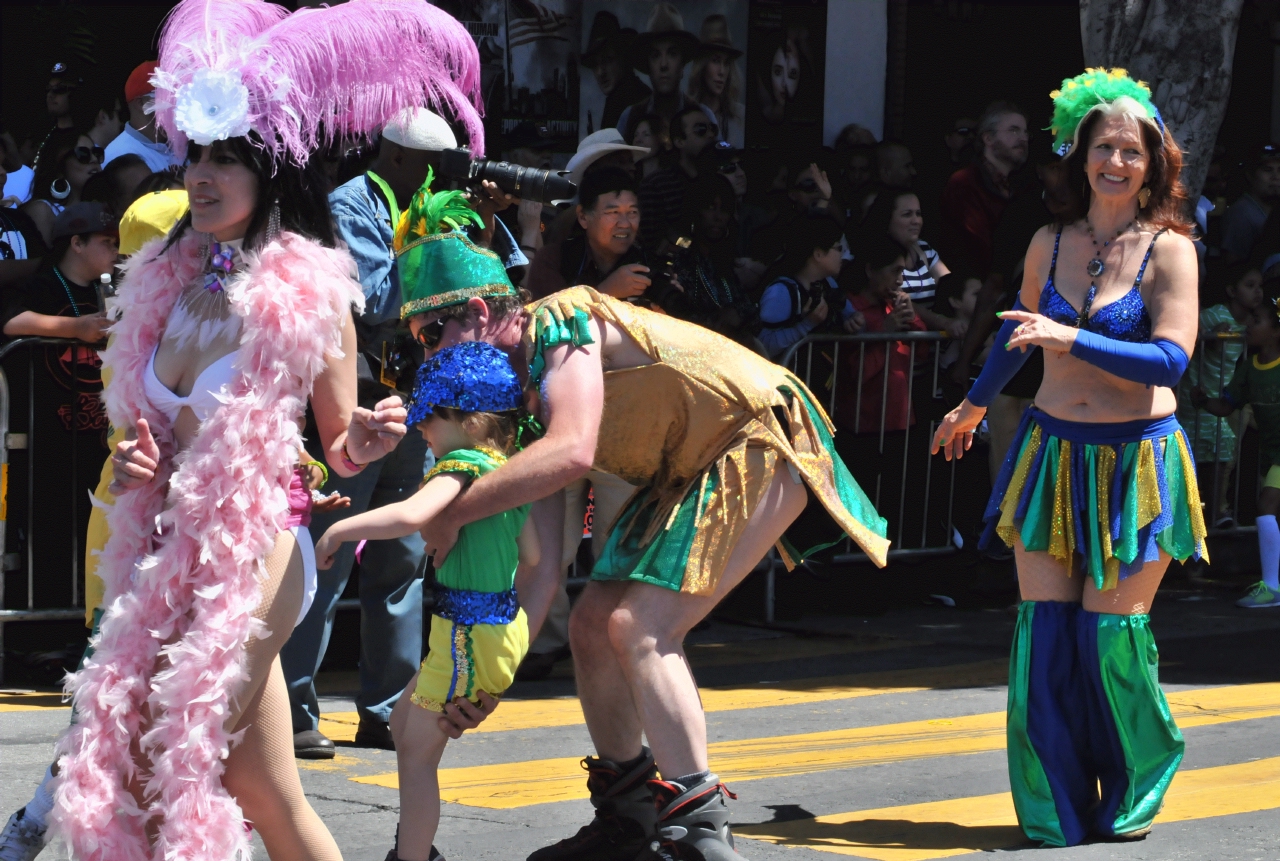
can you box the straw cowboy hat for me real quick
[565,128,648,186]
[630,3,702,73]
[696,14,743,60]
[581,11,638,69]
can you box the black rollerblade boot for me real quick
[527,748,659,861]
[645,774,745,861]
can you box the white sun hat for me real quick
[565,128,648,186]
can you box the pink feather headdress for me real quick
[151,0,485,164]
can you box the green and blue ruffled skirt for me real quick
[981,408,1208,590]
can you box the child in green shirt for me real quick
[314,342,538,861]
[1194,297,1280,608]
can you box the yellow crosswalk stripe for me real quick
[0,692,67,712]
[734,756,1280,861]
[321,659,1007,740]
[352,682,1280,809]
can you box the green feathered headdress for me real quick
[395,167,516,320]
[1049,68,1164,155]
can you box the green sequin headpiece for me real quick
[395,167,516,320]
[1049,68,1164,156]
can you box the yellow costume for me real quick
[525,287,889,597]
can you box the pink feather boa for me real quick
[51,229,363,861]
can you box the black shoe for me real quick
[527,748,658,861]
[384,847,444,861]
[645,774,744,861]
[355,718,395,751]
[293,729,335,760]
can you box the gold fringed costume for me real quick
[525,287,889,597]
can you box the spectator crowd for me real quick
[5,32,1280,750]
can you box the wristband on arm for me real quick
[1067,332,1189,389]
[965,301,1034,408]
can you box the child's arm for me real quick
[1191,391,1236,417]
[516,513,541,569]
[314,473,466,568]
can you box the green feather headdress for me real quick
[1049,68,1164,155]
[393,167,485,253]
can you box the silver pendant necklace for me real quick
[1085,219,1135,278]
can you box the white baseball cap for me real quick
[382,108,457,152]
[565,128,648,186]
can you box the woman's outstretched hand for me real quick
[346,395,408,465]
[108,419,160,494]
[999,309,1078,354]
[931,399,987,462]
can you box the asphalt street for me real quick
[3,570,1279,861]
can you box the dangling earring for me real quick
[1138,186,1152,209]
[267,199,281,242]
[50,178,71,200]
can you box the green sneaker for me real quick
[1236,581,1280,608]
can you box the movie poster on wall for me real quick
[432,0,583,157]
[578,1,748,148]
[745,0,827,152]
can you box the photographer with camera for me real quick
[758,212,862,359]
[526,166,673,304]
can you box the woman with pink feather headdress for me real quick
[43,2,485,860]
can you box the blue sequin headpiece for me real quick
[407,342,523,426]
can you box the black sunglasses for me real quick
[717,160,743,174]
[414,317,447,349]
[71,146,105,165]
[691,123,718,138]
[46,86,73,96]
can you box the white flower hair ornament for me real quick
[151,0,485,165]
[173,68,253,145]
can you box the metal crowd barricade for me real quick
[0,337,95,684]
[1184,331,1258,540]
[779,330,960,565]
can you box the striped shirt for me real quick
[900,240,941,308]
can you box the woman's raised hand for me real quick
[346,395,408,465]
[999,309,1078,354]
[108,419,160,494]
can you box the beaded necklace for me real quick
[52,266,82,317]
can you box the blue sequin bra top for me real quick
[1038,229,1165,343]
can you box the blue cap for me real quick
[406,342,523,426]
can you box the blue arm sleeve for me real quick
[1068,332,1189,388]
[965,302,1034,407]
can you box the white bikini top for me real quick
[144,347,238,423]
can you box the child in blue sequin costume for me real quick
[313,342,538,861]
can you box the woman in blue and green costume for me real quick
[933,69,1207,846]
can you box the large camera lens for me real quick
[439,147,576,204]
[472,160,577,204]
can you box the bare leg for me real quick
[569,580,640,762]
[389,674,449,861]
[606,460,808,778]
[222,660,342,861]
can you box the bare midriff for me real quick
[1034,347,1176,425]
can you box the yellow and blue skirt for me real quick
[411,587,529,713]
[981,408,1208,590]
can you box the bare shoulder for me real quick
[1148,229,1197,287]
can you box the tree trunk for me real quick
[1080,0,1245,202]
